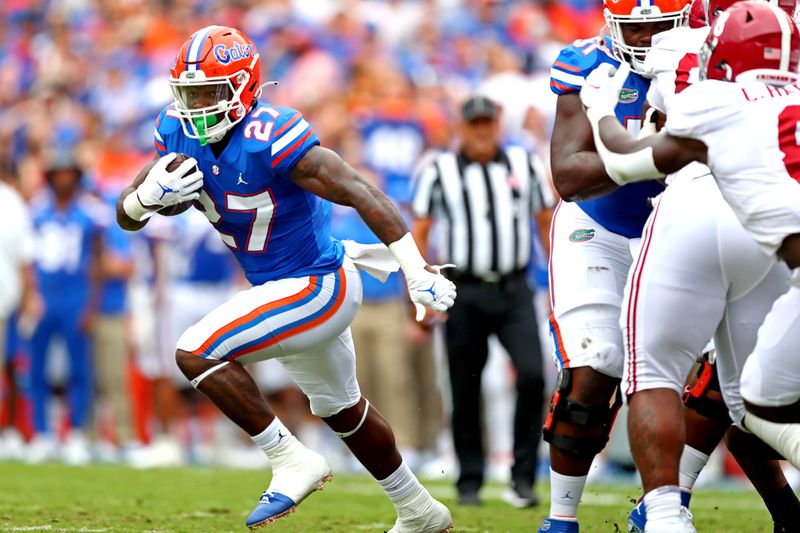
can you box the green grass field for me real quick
[0,463,774,532]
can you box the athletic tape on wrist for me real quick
[122,192,157,222]
[190,361,230,389]
[335,399,370,439]
[388,233,427,273]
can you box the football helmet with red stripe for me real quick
[169,26,262,145]
[689,0,708,26]
[700,1,800,84]
[703,0,798,26]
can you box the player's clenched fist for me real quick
[580,62,630,121]
[388,233,457,321]
[406,265,457,321]
[127,153,204,220]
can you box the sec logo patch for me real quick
[569,228,596,242]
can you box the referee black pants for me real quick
[445,274,545,495]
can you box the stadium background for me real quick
[0,0,784,508]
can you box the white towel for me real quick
[342,240,400,282]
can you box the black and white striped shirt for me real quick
[411,146,553,280]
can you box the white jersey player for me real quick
[580,2,800,529]
[624,1,800,532]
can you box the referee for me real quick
[411,95,552,508]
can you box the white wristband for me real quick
[122,192,157,222]
[388,233,427,273]
[588,111,664,185]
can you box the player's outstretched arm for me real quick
[550,92,622,201]
[581,63,707,184]
[291,145,456,320]
[290,145,408,244]
[592,115,705,179]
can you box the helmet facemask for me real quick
[169,56,257,146]
[697,36,732,81]
[605,5,691,73]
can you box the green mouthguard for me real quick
[193,114,219,146]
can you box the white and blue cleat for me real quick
[245,442,332,530]
[246,491,302,528]
[537,517,580,533]
[628,490,692,533]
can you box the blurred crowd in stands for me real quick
[0,0,639,484]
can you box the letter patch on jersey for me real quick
[569,228,596,242]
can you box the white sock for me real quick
[378,461,426,509]
[251,418,293,455]
[643,485,682,522]
[678,445,709,493]
[549,469,587,520]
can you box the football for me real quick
[157,153,198,217]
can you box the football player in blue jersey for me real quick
[29,154,107,465]
[540,0,690,531]
[116,26,455,533]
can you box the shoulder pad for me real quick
[651,26,708,54]
[154,104,182,155]
[265,106,319,171]
[665,80,740,139]
[551,36,618,95]
[645,28,707,111]
[238,103,300,154]
[155,104,182,136]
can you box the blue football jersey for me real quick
[154,101,344,286]
[550,35,664,239]
[31,192,106,303]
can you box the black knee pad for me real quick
[683,356,732,423]
[542,369,622,457]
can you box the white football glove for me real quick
[580,62,631,122]
[405,264,457,321]
[137,152,204,209]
